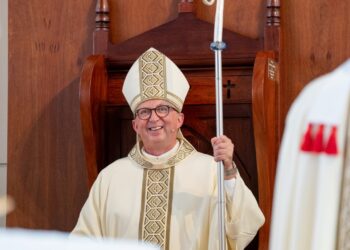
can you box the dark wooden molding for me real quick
[252,51,279,250]
[254,3,280,249]
[80,55,108,187]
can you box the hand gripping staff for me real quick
[202,0,226,249]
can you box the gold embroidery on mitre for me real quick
[139,50,167,102]
[139,168,174,249]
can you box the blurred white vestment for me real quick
[0,228,159,250]
[270,59,350,250]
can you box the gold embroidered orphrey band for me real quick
[139,168,174,249]
[131,136,195,249]
[129,136,195,169]
[139,50,167,102]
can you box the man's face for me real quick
[132,99,184,153]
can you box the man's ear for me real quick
[132,119,138,133]
[177,113,184,128]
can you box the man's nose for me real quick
[149,109,160,121]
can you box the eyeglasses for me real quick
[135,105,177,120]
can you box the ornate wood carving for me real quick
[266,0,280,27]
[267,58,278,80]
[95,0,110,30]
[265,0,280,53]
[93,0,109,55]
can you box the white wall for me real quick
[0,0,8,227]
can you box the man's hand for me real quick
[211,135,237,179]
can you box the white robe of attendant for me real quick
[270,60,350,250]
[72,136,264,250]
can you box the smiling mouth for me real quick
[148,126,163,131]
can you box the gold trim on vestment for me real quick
[129,132,195,170]
[166,169,174,249]
[138,167,174,249]
[139,170,148,241]
[132,131,195,249]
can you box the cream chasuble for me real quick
[270,60,350,250]
[72,135,264,250]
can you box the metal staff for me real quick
[203,0,226,249]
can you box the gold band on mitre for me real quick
[122,48,189,113]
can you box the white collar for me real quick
[141,140,180,162]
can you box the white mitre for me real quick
[122,47,190,113]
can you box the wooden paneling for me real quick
[280,0,350,130]
[195,0,265,39]
[108,0,265,45]
[109,0,178,44]
[105,12,262,68]
[7,0,94,230]
[107,68,253,105]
